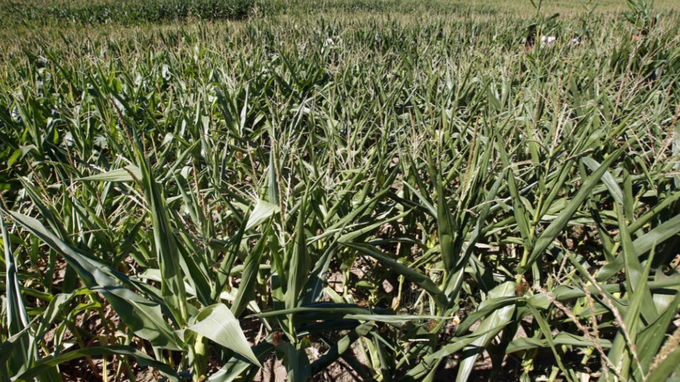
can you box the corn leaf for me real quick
[187,303,261,367]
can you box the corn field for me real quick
[2,0,680,381]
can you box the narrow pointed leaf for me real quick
[456,282,516,381]
[12,345,179,382]
[4,210,182,350]
[78,165,142,182]
[342,242,447,307]
[276,342,311,382]
[519,149,623,274]
[137,149,188,325]
[2,217,32,376]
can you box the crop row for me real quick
[0,0,254,27]
[1,3,680,382]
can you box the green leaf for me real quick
[255,303,376,318]
[507,333,612,353]
[276,342,311,382]
[443,170,505,304]
[582,157,624,207]
[647,345,680,382]
[2,217,32,376]
[631,213,680,257]
[519,149,623,274]
[311,321,374,373]
[430,332,490,360]
[137,146,188,325]
[214,210,251,303]
[526,303,571,379]
[496,136,531,250]
[606,225,655,380]
[246,200,280,231]
[207,342,273,382]
[187,303,261,367]
[635,292,680,379]
[12,345,179,382]
[300,241,337,306]
[552,277,680,301]
[268,143,279,205]
[344,314,448,325]
[337,209,410,244]
[403,182,437,218]
[78,165,142,182]
[598,214,680,281]
[0,318,39,369]
[231,224,270,317]
[436,173,457,272]
[4,210,182,350]
[456,282,516,381]
[342,242,447,307]
[506,337,544,353]
[286,193,311,309]
[553,332,612,348]
[616,203,657,324]
[455,296,521,335]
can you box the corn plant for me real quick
[1,1,680,381]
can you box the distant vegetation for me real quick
[2,0,678,28]
[0,0,254,26]
[1,0,680,382]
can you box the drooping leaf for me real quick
[4,210,182,350]
[12,345,179,382]
[187,303,261,367]
[78,165,142,182]
[246,200,280,231]
[342,242,447,307]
